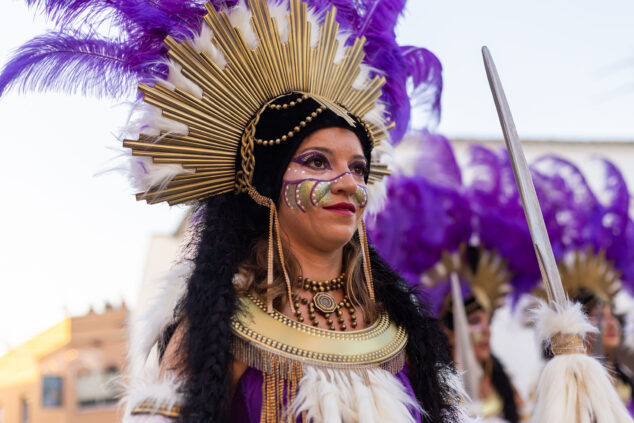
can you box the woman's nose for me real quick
[331,171,358,196]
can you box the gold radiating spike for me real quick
[130,0,392,205]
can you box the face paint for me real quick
[283,172,368,212]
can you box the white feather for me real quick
[118,103,192,192]
[191,24,227,68]
[269,1,290,43]
[364,140,393,216]
[120,371,183,422]
[288,366,422,423]
[305,7,322,48]
[128,104,188,137]
[624,307,634,351]
[530,300,634,423]
[120,263,192,421]
[127,261,193,377]
[228,1,258,50]
[333,33,351,65]
[531,299,597,340]
[165,61,203,99]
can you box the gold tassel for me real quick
[358,219,375,302]
[248,187,295,314]
[266,203,275,313]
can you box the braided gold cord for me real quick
[551,333,586,355]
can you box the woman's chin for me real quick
[313,227,358,251]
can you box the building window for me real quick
[76,366,120,408]
[20,398,29,423]
[42,376,63,407]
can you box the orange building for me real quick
[0,304,127,423]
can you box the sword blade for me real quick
[481,46,567,305]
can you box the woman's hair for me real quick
[234,235,378,322]
[490,353,520,423]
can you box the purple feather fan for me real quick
[310,0,443,142]
[367,133,472,305]
[1,0,442,144]
[531,156,634,296]
[462,145,546,298]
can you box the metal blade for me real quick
[481,46,567,306]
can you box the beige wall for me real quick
[0,306,127,423]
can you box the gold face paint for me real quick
[283,172,368,212]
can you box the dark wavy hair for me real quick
[165,94,462,422]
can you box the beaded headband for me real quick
[123,0,393,206]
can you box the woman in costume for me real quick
[368,134,527,422]
[0,0,470,421]
[529,156,634,415]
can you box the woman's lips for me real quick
[323,202,356,215]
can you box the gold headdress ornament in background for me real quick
[534,246,622,304]
[123,0,393,206]
[422,244,512,313]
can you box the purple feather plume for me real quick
[463,145,544,298]
[0,31,157,97]
[4,0,442,141]
[310,0,443,142]
[368,133,471,292]
[531,156,634,296]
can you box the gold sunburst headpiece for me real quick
[422,244,512,314]
[533,246,622,304]
[123,0,393,206]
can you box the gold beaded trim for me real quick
[551,333,586,355]
[300,272,345,292]
[267,94,308,110]
[232,295,407,375]
[130,400,181,419]
[247,294,387,340]
[254,105,326,146]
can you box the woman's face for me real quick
[467,309,491,362]
[588,303,621,352]
[278,127,368,253]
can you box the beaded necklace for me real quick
[293,273,357,330]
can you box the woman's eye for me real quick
[311,157,325,168]
[352,163,368,176]
[297,153,330,170]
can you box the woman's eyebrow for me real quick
[296,146,333,155]
[351,154,366,161]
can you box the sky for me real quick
[1,0,634,355]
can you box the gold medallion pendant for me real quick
[313,292,337,314]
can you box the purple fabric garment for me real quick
[229,365,422,422]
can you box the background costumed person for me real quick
[368,133,526,422]
[482,47,634,423]
[527,156,634,416]
[0,0,473,421]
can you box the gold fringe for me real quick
[358,219,375,302]
[232,333,406,423]
[247,187,295,314]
